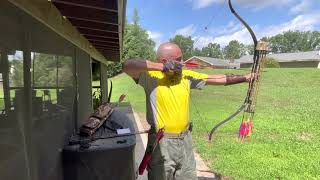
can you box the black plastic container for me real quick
[63,107,136,180]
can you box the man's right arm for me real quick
[122,58,164,79]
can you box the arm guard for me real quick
[225,74,247,85]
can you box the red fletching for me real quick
[247,121,253,137]
[138,152,152,175]
[118,94,126,103]
[155,128,164,143]
[239,121,253,140]
[239,121,248,137]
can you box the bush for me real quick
[92,89,102,110]
[264,57,280,68]
[105,62,123,78]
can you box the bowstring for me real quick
[186,0,227,124]
[192,0,227,47]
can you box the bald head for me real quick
[156,42,182,63]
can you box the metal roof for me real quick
[186,56,230,66]
[185,56,240,68]
[52,0,126,61]
[236,51,320,64]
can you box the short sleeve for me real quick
[137,72,148,88]
[183,70,208,89]
[137,71,164,89]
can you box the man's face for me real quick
[158,56,182,63]
[156,43,183,63]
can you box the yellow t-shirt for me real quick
[137,70,208,134]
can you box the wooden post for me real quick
[1,50,11,114]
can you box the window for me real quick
[31,52,75,109]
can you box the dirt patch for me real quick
[267,133,281,140]
[194,151,219,179]
[297,132,313,141]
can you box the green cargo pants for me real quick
[146,131,197,180]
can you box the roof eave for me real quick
[117,0,126,62]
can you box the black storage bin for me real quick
[63,107,136,180]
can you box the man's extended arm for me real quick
[122,58,164,79]
[123,59,183,79]
[205,74,252,85]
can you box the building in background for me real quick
[185,56,240,69]
[236,51,320,68]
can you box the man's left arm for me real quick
[205,73,252,85]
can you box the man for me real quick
[123,42,252,180]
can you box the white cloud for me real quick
[174,24,197,36]
[215,27,252,46]
[190,0,218,9]
[191,0,294,10]
[193,36,215,48]
[289,0,312,14]
[193,12,320,48]
[193,27,251,48]
[261,13,320,37]
[209,21,242,36]
[147,30,164,49]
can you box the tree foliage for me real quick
[169,35,194,60]
[224,40,246,59]
[263,31,320,53]
[105,8,157,78]
[122,8,156,61]
[263,57,280,68]
[200,43,223,58]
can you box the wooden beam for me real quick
[67,16,118,26]
[7,0,111,63]
[96,47,119,51]
[88,39,119,45]
[118,0,125,60]
[50,0,118,13]
[69,18,118,32]
[92,43,119,48]
[82,33,119,40]
[76,26,119,34]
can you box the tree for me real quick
[244,44,254,55]
[170,35,194,60]
[105,8,157,78]
[223,40,246,59]
[201,43,223,58]
[193,48,202,56]
[263,31,320,53]
[264,57,280,68]
[122,8,156,61]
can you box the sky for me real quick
[126,0,320,49]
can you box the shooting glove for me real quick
[162,60,183,75]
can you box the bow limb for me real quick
[228,0,257,47]
[208,104,245,141]
[107,80,113,103]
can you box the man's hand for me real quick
[162,60,183,76]
[244,73,256,82]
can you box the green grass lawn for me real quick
[109,68,320,179]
